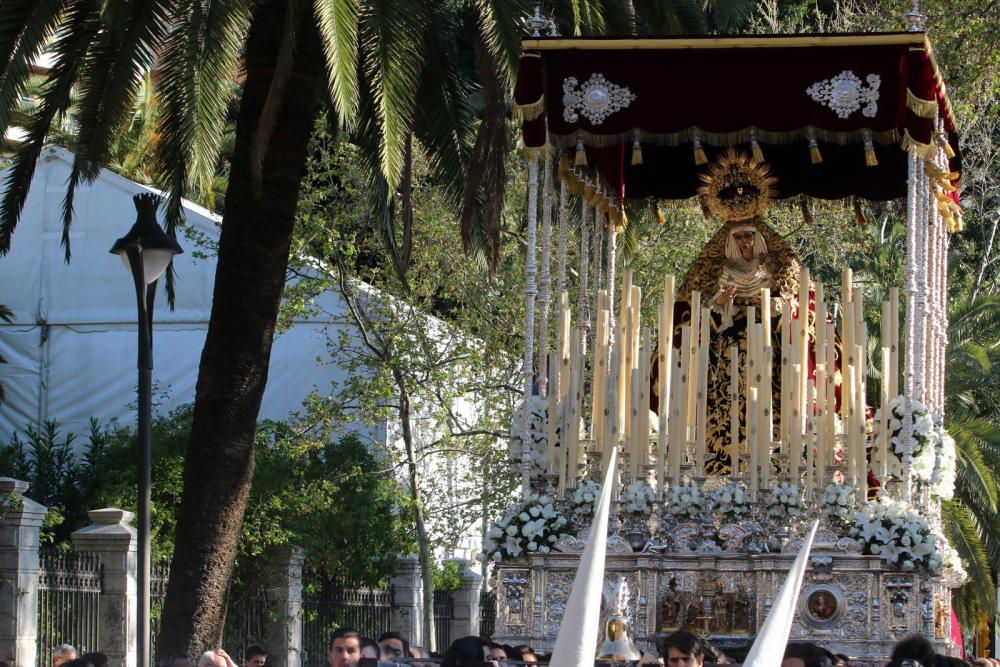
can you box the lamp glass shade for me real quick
[138,248,175,284]
[116,247,177,284]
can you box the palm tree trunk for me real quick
[154,0,324,658]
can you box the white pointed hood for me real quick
[742,520,820,667]
[547,447,618,667]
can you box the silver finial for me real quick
[547,18,560,37]
[904,0,926,31]
[526,5,548,37]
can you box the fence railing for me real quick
[432,589,453,651]
[301,581,394,667]
[36,549,103,667]
[479,590,496,640]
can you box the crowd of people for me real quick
[31,628,993,667]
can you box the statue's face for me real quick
[732,230,755,259]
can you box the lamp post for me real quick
[110,193,183,667]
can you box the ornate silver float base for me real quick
[490,526,959,663]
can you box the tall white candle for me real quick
[730,345,740,478]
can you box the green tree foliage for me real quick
[0,408,408,584]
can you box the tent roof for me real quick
[514,32,961,203]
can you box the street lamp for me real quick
[110,193,183,667]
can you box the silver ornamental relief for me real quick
[806,71,881,119]
[562,74,636,125]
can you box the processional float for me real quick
[487,7,966,665]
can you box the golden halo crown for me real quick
[697,148,778,221]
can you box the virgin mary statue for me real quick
[654,150,831,477]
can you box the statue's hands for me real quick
[715,284,737,306]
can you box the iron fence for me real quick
[36,549,103,667]
[432,589,453,651]
[479,591,496,640]
[150,560,171,657]
[301,580,393,667]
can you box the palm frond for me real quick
[61,0,174,256]
[154,0,249,229]
[952,422,999,514]
[314,0,361,129]
[948,294,1000,350]
[413,1,475,211]
[0,0,101,256]
[705,0,755,33]
[0,0,71,138]
[941,499,995,632]
[470,0,533,89]
[458,41,508,274]
[633,0,707,34]
[359,0,427,191]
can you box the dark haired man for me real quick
[328,628,363,667]
[377,633,410,662]
[782,642,834,667]
[243,646,267,667]
[660,631,705,667]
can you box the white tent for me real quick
[0,146,497,561]
[0,145,378,443]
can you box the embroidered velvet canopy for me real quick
[514,33,961,204]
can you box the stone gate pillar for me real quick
[72,508,138,667]
[390,557,423,649]
[446,559,483,640]
[0,478,47,667]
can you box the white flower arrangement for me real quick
[508,396,549,479]
[819,482,857,524]
[509,397,585,481]
[571,479,602,521]
[707,480,751,521]
[478,493,572,563]
[934,426,956,500]
[763,481,803,519]
[621,479,657,518]
[668,479,704,520]
[937,535,968,585]
[876,395,939,485]
[849,495,942,571]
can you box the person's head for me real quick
[441,636,491,667]
[197,652,218,667]
[80,653,108,667]
[833,654,850,667]
[489,644,509,665]
[378,633,410,662]
[512,646,537,664]
[890,635,936,667]
[660,631,705,667]
[782,643,834,667]
[54,645,78,667]
[360,639,380,661]
[243,646,267,667]
[973,659,992,667]
[726,225,767,262]
[165,654,194,667]
[328,628,363,667]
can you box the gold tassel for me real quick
[864,132,878,167]
[700,196,711,220]
[574,131,587,167]
[943,140,956,159]
[800,196,814,225]
[653,203,665,225]
[853,198,868,226]
[631,139,643,166]
[808,129,822,164]
[692,132,707,165]
[750,128,764,163]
